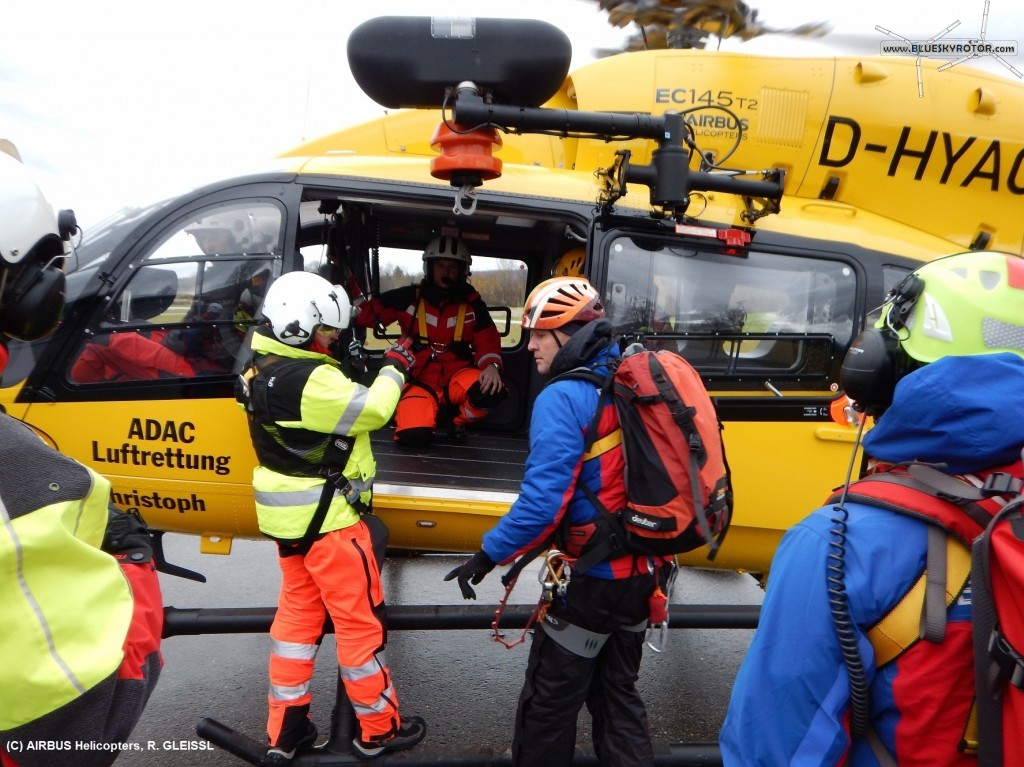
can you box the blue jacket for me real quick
[720,353,1024,766]
[482,321,636,579]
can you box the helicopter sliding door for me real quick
[599,233,860,572]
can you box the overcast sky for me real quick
[3,0,1022,229]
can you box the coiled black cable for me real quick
[827,412,872,740]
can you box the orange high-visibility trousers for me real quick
[267,520,400,745]
[393,367,493,439]
[446,367,491,426]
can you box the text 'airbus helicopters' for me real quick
[2,7,1022,576]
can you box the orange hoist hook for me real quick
[430,122,503,216]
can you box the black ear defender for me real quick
[0,256,67,341]
[839,329,902,417]
[839,272,926,417]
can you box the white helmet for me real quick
[0,148,75,341]
[422,235,471,267]
[0,149,63,266]
[260,271,350,346]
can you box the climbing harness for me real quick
[492,549,572,649]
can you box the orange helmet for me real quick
[522,276,604,330]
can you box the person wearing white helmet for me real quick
[237,270,426,763]
[721,251,1024,766]
[0,146,164,767]
[352,235,507,446]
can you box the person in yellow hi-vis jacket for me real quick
[0,147,163,767]
[237,270,427,764]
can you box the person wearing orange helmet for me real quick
[352,235,506,446]
[445,276,664,767]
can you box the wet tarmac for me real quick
[114,534,764,765]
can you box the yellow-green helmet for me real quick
[841,250,1024,415]
[879,251,1024,363]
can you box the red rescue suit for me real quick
[70,329,195,383]
[355,282,504,441]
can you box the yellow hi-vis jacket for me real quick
[0,414,133,730]
[246,332,404,541]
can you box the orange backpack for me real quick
[566,345,733,571]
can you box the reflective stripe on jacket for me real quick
[0,415,133,730]
[247,332,403,540]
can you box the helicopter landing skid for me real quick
[198,670,360,765]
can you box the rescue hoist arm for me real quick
[450,85,784,222]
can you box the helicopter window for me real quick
[67,256,275,385]
[64,197,175,277]
[145,202,283,260]
[64,199,285,387]
[605,236,856,390]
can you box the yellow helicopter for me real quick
[1,6,1021,576]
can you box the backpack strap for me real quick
[868,526,972,666]
[972,496,1024,767]
[509,365,625,577]
[566,367,630,575]
[864,528,975,765]
[641,354,719,554]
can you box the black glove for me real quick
[347,338,369,375]
[443,549,496,600]
[383,336,415,375]
[101,506,154,563]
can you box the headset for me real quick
[838,272,924,417]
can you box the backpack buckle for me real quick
[981,472,1022,498]
[988,628,1024,690]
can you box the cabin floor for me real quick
[370,427,529,495]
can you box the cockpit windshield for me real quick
[67,199,174,276]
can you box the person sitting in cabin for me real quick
[164,261,273,375]
[0,147,163,767]
[351,235,507,445]
[719,251,1024,766]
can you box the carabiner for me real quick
[541,549,570,597]
[645,622,669,654]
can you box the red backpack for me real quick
[566,346,733,571]
[828,462,1024,766]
